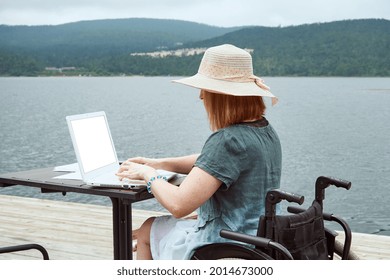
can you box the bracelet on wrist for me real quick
[146,175,168,194]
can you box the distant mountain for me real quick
[0,18,240,72]
[0,18,239,52]
[0,18,388,76]
[185,19,390,76]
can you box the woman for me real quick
[116,44,281,260]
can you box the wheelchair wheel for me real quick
[333,240,359,260]
[190,243,274,260]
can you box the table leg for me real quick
[111,197,132,260]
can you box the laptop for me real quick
[66,111,175,189]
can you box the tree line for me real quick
[0,18,388,77]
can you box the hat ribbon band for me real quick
[208,74,271,91]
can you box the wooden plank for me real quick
[336,231,390,260]
[0,194,389,260]
[0,195,165,260]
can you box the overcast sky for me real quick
[0,0,388,27]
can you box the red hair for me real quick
[202,90,266,131]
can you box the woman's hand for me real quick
[123,157,162,169]
[116,160,158,182]
[122,154,199,175]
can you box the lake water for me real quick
[0,76,389,236]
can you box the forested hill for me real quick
[0,18,239,53]
[0,18,239,75]
[0,18,388,76]
[188,19,390,76]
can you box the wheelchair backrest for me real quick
[258,200,328,260]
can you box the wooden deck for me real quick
[0,194,389,260]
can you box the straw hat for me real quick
[173,44,278,105]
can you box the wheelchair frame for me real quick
[0,243,49,260]
[191,176,354,260]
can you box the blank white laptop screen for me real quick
[70,115,116,174]
[66,111,176,188]
[66,111,123,187]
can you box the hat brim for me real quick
[172,73,276,98]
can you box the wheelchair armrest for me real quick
[0,244,49,260]
[220,229,293,260]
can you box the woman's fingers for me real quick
[117,162,138,179]
[117,161,157,181]
[124,157,148,165]
[124,157,160,168]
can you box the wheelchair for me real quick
[191,176,358,260]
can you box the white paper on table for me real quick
[53,163,80,172]
[52,163,82,180]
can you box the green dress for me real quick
[150,119,282,259]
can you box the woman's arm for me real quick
[123,154,199,174]
[150,167,221,218]
[116,162,221,218]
